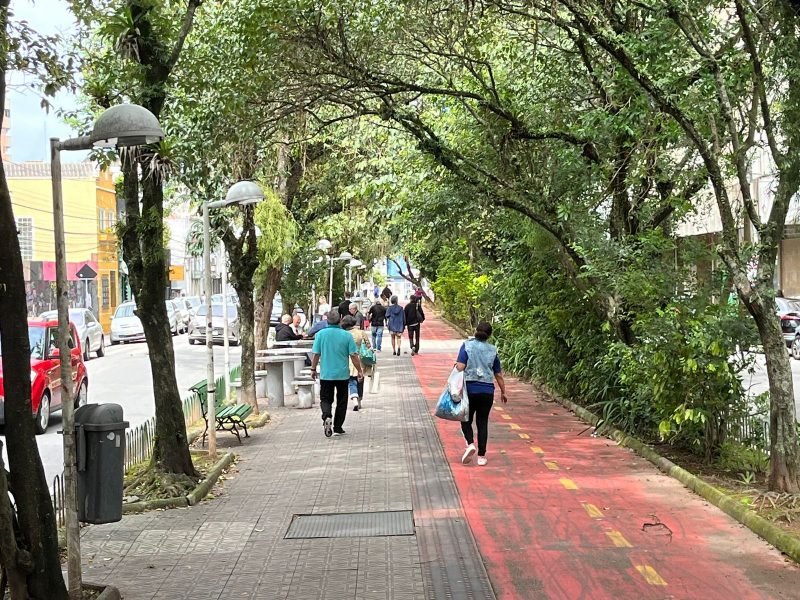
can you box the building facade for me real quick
[7,161,120,323]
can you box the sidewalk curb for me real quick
[85,581,121,600]
[546,387,800,564]
[187,451,235,506]
[122,451,235,513]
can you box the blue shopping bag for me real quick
[434,384,470,422]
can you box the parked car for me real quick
[110,301,145,344]
[0,319,88,434]
[170,299,190,333]
[39,308,105,360]
[165,300,182,335]
[211,293,239,306]
[188,304,240,345]
[182,296,201,318]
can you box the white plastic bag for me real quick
[447,367,466,403]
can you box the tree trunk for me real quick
[236,289,257,413]
[121,162,196,477]
[223,206,259,412]
[0,146,67,599]
[748,295,800,492]
[0,447,30,600]
[255,267,283,353]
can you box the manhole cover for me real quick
[285,510,414,539]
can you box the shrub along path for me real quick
[413,314,800,599]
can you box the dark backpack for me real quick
[416,305,425,323]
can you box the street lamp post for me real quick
[203,181,264,458]
[51,104,164,599]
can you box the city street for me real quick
[741,350,800,417]
[1,333,241,489]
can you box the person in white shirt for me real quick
[317,296,331,318]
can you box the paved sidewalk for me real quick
[415,316,800,599]
[80,343,492,599]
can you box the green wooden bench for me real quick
[189,380,253,444]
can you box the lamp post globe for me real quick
[225,180,264,206]
[316,238,332,252]
[338,251,352,261]
[89,103,165,148]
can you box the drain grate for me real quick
[285,510,414,539]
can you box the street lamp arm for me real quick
[56,136,93,152]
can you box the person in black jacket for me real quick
[366,299,387,351]
[338,293,352,317]
[275,315,303,342]
[404,295,425,355]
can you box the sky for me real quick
[8,0,86,163]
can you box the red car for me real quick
[0,318,89,434]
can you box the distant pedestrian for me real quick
[317,295,331,323]
[385,295,405,356]
[366,299,387,351]
[338,293,352,317]
[381,285,392,302]
[348,302,366,330]
[373,284,380,299]
[457,322,508,466]
[311,309,364,437]
[404,295,425,355]
[342,315,371,411]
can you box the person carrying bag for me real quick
[454,322,508,466]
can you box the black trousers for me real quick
[320,379,349,430]
[461,392,494,456]
[407,324,421,352]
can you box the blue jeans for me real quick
[371,325,384,350]
[348,376,364,400]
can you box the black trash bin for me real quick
[74,403,129,524]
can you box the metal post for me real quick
[50,137,82,599]
[328,255,334,309]
[203,202,217,457]
[221,245,230,400]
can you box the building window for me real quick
[110,271,117,309]
[15,217,32,260]
[101,275,110,309]
[98,208,105,231]
[3,109,9,117]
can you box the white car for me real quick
[110,302,145,344]
[39,308,105,360]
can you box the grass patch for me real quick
[656,442,800,537]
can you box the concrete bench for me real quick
[292,380,315,409]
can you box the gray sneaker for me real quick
[323,417,333,438]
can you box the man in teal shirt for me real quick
[311,309,364,437]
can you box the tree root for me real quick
[123,466,201,501]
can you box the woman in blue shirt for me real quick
[455,322,508,466]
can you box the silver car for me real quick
[165,300,181,335]
[170,299,190,333]
[110,302,145,344]
[189,304,240,345]
[39,308,105,360]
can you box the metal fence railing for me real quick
[726,411,770,451]
[51,364,244,526]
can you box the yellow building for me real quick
[95,169,119,330]
[6,161,118,322]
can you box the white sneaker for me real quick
[462,444,477,464]
[477,456,487,466]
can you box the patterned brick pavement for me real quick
[80,343,493,599]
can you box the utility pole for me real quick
[203,202,217,457]
[50,137,82,599]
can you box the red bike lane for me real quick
[412,316,800,599]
